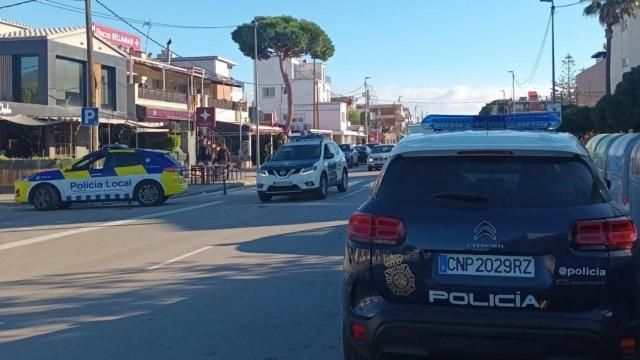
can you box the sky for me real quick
[1,0,606,115]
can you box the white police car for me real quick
[257,135,349,202]
[15,145,187,210]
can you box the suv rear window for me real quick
[377,156,608,208]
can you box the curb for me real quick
[173,183,246,199]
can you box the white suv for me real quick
[257,136,349,202]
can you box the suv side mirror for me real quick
[604,178,612,190]
[325,152,335,160]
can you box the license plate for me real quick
[438,254,535,278]
[274,181,293,186]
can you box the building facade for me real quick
[576,51,606,107]
[611,14,640,90]
[0,23,129,159]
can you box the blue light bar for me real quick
[422,112,562,131]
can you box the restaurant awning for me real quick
[0,114,63,126]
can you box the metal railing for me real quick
[209,99,247,111]
[138,85,187,104]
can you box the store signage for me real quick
[196,107,216,127]
[94,24,141,51]
[145,107,191,121]
[0,103,12,115]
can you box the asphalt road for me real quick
[0,167,378,360]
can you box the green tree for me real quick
[231,17,334,134]
[583,0,640,95]
[479,100,508,115]
[347,109,362,124]
[558,54,577,105]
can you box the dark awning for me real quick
[0,114,63,126]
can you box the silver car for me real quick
[367,144,395,171]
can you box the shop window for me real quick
[13,55,39,104]
[55,57,85,107]
[101,66,116,111]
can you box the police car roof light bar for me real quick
[290,135,325,142]
[102,144,129,150]
[422,112,562,131]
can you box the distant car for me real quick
[355,146,371,164]
[365,143,380,151]
[367,144,395,171]
[256,136,349,202]
[339,144,359,168]
[14,146,187,210]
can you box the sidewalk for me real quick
[0,170,257,203]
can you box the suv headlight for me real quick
[258,169,269,177]
[300,166,317,175]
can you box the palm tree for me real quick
[583,0,640,95]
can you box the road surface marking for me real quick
[349,180,363,187]
[339,187,370,199]
[0,201,224,252]
[147,246,213,270]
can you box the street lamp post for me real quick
[541,0,556,103]
[364,76,371,143]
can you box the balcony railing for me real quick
[210,99,247,112]
[138,84,187,104]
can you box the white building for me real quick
[611,14,640,90]
[256,57,361,143]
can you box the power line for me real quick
[35,0,239,29]
[0,0,36,10]
[516,13,552,88]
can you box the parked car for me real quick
[354,146,371,164]
[339,144,359,168]
[367,144,395,171]
[365,143,380,151]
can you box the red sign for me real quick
[94,24,141,51]
[145,107,191,121]
[196,107,216,127]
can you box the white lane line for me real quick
[349,180,364,187]
[0,201,224,252]
[339,187,370,199]
[147,246,213,270]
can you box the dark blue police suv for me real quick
[343,114,640,360]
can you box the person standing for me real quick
[217,144,231,180]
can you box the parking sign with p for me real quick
[81,107,99,126]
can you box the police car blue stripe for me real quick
[105,194,111,200]
[124,193,130,199]
[115,194,120,200]
[66,196,72,201]
[76,195,81,201]
[85,195,91,201]
[95,194,101,200]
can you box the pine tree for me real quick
[558,54,577,105]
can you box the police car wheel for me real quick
[135,181,164,207]
[258,192,272,203]
[337,169,348,193]
[315,173,329,200]
[32,184,60,211]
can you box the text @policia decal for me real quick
[69,179,132,191]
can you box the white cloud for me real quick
[374,84,549,117]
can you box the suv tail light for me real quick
[348,212,405,245]
[572,217,637,251]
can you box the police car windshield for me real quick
[372,145,394,154]
[378,156,608,208]
[271,144,321,161]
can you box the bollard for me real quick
[223,167,227,195]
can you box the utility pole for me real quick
[253,20,261,169]
[508,71,515,114]
[541,0,556,103]
[364,76,371,143]
[313,58,317,130]
[84,0,97,151]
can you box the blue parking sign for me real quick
[81,107,99,126]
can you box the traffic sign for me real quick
[81,107,99,126]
